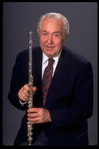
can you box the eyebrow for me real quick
[42,30,60,34]
[53,31,60,34]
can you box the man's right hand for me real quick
[18,84,37,102]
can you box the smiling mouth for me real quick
[46,46,54,49]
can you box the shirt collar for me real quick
[42,52,49,64]
[42,51,61,64]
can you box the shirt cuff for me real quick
[19,99,28,106]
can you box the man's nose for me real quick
[47,34,53,44]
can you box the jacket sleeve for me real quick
[49,62,93,128]
[8,53,28,110]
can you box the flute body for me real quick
[27,31,33,146]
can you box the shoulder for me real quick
[16,46,41,63]
[62,46,93,76]
[17,46,41,58]
[63,46,91,67]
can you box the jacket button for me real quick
[46,138,50,142]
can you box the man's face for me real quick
[37,17,67,58]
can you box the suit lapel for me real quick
[32,47,43,106]
[32,47,42,87]
[44,47,71,108]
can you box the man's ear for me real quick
[37,29,40,34]
[63,33,69,44]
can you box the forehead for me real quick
[40,17,63,32]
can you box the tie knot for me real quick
[48,58,54,65]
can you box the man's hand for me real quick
[18,84,37,102]
[27,108,52,124]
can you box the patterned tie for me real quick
[42,58,55,106]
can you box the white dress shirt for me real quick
[19,51,61,105]
[42,51,61,79]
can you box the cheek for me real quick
[40,35,47,43]
[54,39,63,48]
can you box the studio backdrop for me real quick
[3,2,97,145]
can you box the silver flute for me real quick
[27,31,33,146]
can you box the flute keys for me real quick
[28,126,33,132]
[27,132,33,136]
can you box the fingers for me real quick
[27,108,52,124]
[27,112,39,123]
[27,112,38,118]
[27,108,39,123]
[18,84,30,102]
[28,116,39,123]
[27,107,39,113]
[33,86,37,95]
[24,84,31,91]
[18,84,37,102]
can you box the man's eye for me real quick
[54,34,58,37]
[43,33,47,35]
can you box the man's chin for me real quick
[44,51,57,58]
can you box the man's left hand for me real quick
[27,108,52,124]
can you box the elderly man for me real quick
[8,12,93,146]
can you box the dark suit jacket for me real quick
[8,46,93,146]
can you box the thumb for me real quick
[33,86,37,95]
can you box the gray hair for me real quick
[37,12,69,40]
